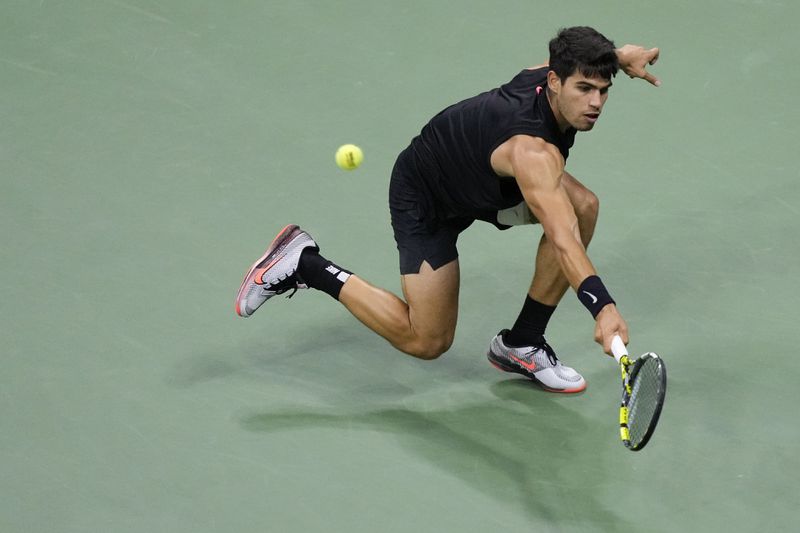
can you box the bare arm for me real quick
[491,135,629,353]
[496,136,596,289]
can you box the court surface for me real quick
[2,1,798,532]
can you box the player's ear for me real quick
[547,70,561,95]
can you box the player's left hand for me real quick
[616,44,661,87]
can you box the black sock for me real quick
[297,248,352,300]
[504,296,556,347]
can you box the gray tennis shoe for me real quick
[235,224,318,317]
[487,330,587,393]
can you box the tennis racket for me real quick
[610,335,667,451]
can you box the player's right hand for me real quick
[594,304,629,355]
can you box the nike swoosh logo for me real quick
[582,290,598,304]
[252,257,283,285]
[508,352,537,372]
[252,268,268,285]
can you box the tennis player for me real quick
[235,27,660,393]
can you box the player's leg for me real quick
[345,147,468,359]
[338,259,460,359]
[297,197,464,359]
[235,149,467,360]
[487,171,597,392]
[307,176,468,359]
[235,228,461,359]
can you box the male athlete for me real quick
[235,27,660,393]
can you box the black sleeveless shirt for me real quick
[402,67,576,221]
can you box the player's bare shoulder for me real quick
[490,134,564,179]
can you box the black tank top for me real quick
[404,67,576,220]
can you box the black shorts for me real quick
[389,149,475,275]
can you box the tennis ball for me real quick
[335,144,364,170]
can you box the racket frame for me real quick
[611,336,667,451]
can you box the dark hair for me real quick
[548,26,619,81]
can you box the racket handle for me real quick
[611,335,628,363]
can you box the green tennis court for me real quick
[2,1,797,531]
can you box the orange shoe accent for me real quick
[541,382,587,394]
[508,352,536,372]
[253,256,281,285]
[252,268,267,285]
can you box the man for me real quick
[235,27,660,393]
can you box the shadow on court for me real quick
[167,319,389,388]
[240,378,632,530]
[169,317,481,399]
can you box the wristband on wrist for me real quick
[577,275,615,318]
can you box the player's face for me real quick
[548,71,612,132]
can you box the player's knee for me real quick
[575,190,599,223]
[407,335,453,360]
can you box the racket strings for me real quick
[627,358,663,446]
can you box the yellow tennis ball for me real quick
[335,144,364,170]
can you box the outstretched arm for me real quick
[616,44,661,86]
[491,135,630,353]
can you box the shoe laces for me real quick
[523,341,559,367]
[266,270,300,296]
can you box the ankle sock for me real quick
[297,248,352,300]
[504,296,556,347]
